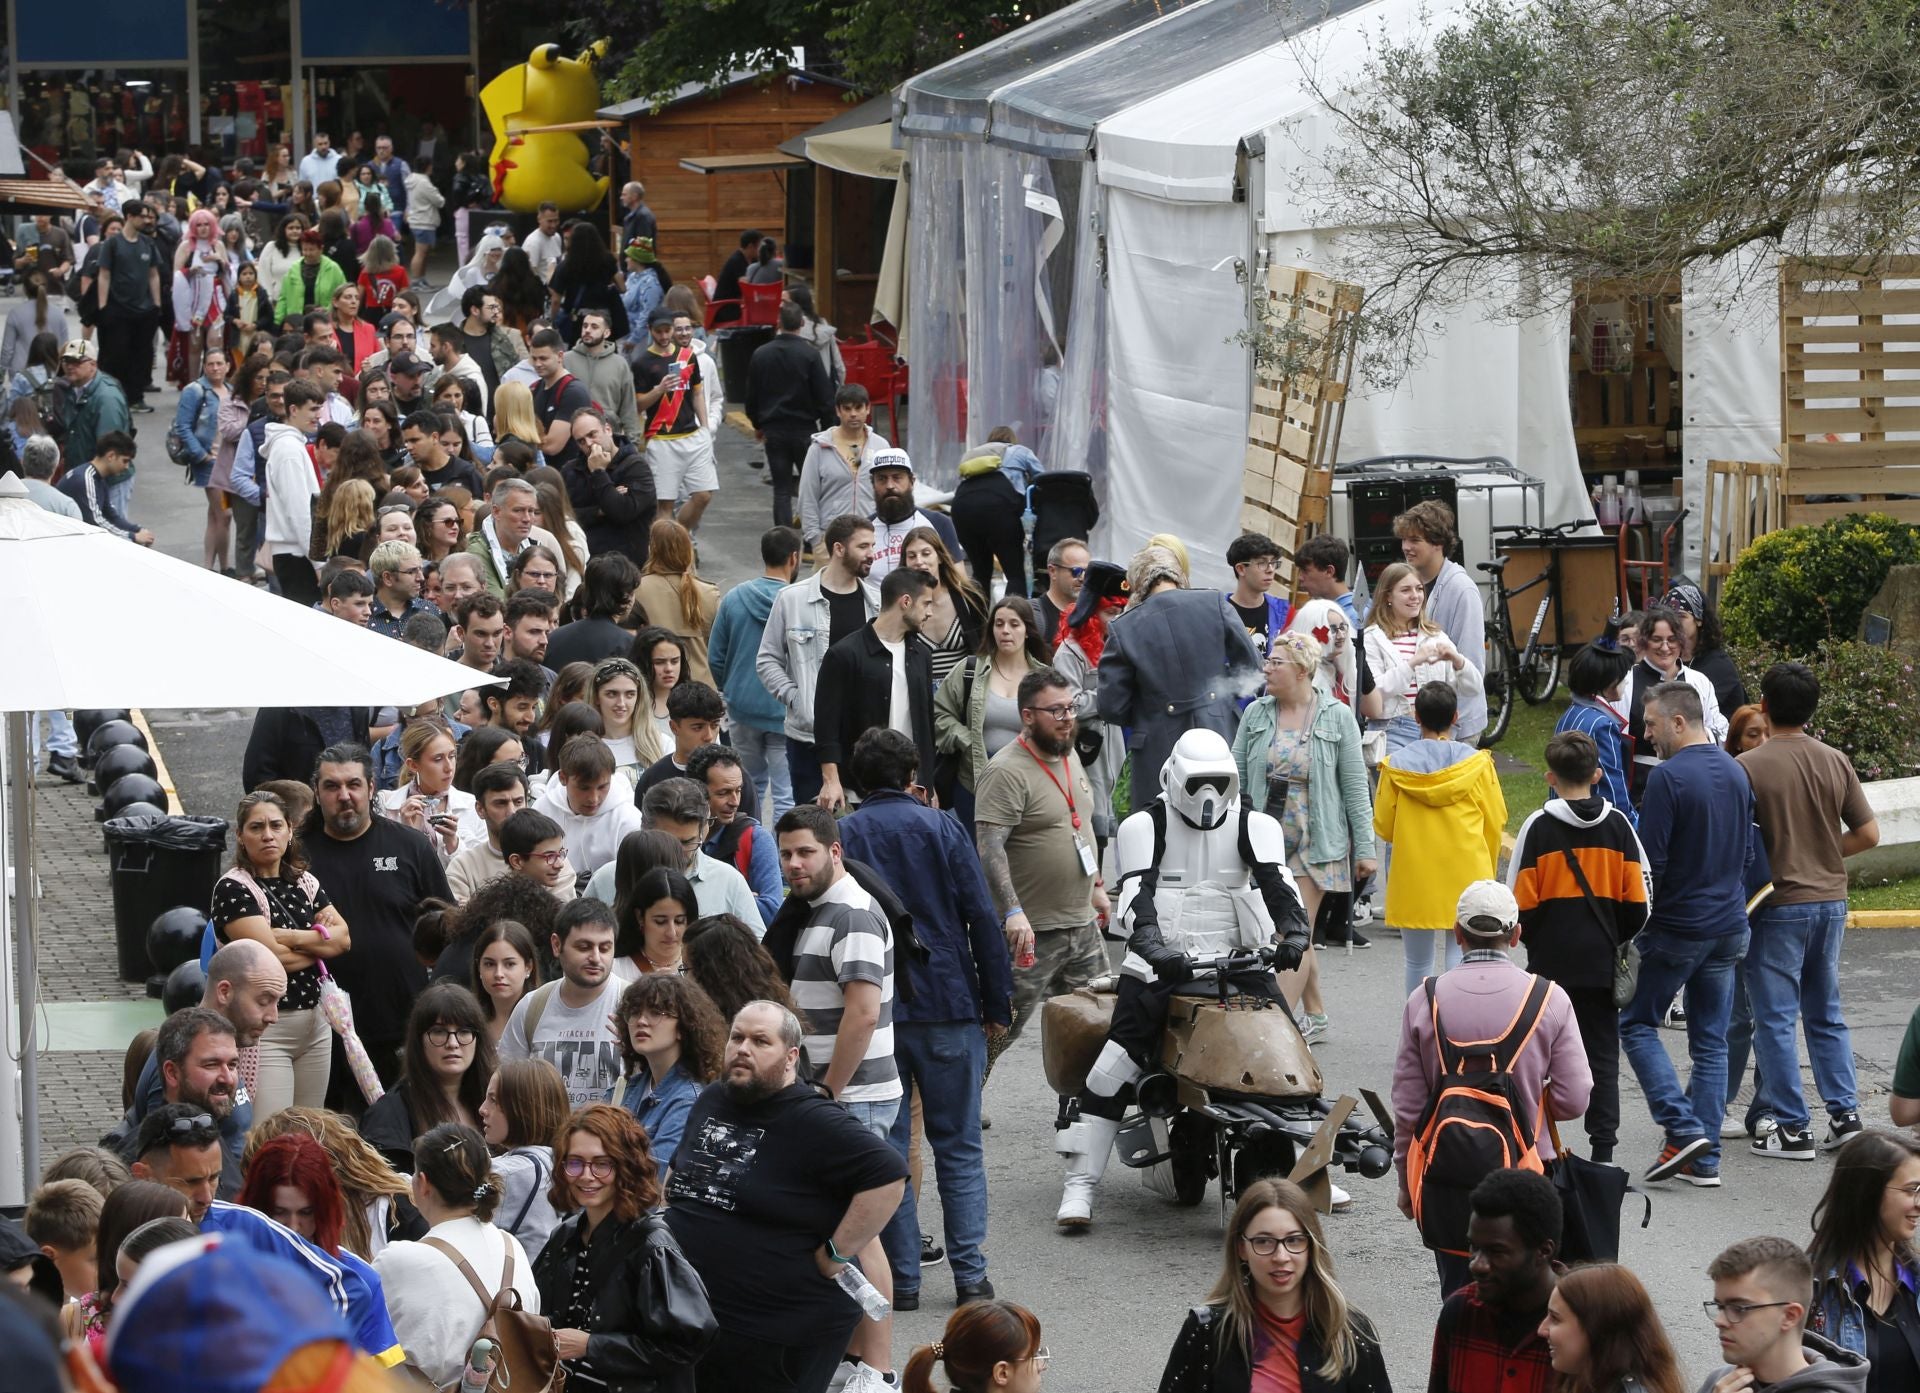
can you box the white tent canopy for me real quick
[901,0,1605,580]
[0,476,494,1201]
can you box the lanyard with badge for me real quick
[1018,737,1099,877]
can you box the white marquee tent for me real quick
[897,0,1784,580]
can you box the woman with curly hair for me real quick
[489,247,548,333]
[636,518,720,685]
[243,1107,422,1259]
[237,1132,348,1255]
[612,973,726,1161]
[533,1104,715,1388]
[683,914,804,1031]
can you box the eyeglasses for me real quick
[563,1155,616,1179]
[1024,703,1076,720]
[1025,1347,1052,1372]
[1890,1182,1920,1199]
[1646,634,1681,649]
[1703,1300,1792,1325]
[167,1113,217,1136]
[425,1025,476,1046]
[533,849,570,867]
[670,829,706,851]
[1050,563,1087,578]
[1241,1232,1311,1256]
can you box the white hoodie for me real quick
[261,421,317,557]
[531,773,646,882]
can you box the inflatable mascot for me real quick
[480,40,612,213]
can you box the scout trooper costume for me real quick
[1055,728,1311,1226]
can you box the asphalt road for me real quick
[118,380,1920,1391]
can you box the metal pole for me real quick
[5,711,40,1196]
[186,0,203,147]
[288,0,306,160]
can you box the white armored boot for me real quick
[1055,1113,1123,1228]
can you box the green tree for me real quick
[1308,0,1920,366]
[557,0,1066,104]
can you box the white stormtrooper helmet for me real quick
[1161,729,1239,830]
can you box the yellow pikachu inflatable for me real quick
[480,40,612,213]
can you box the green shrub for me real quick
[1731,641,1920,782]
[1721,513,1920,654]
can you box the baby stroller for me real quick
[1025,471,1100,594]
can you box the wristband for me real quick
[826,1237,853,1265]
[1002,906,1024,923]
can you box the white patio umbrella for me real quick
[0,475,497,1198]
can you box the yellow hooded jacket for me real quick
[1372,743,1507,930]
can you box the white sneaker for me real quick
[1329,1182,1352,1212]
[1720,1115,1749,1139]
[840,1362,895,1393]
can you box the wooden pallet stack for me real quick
[1780,256,1920,523]
[1241,266,1362,597]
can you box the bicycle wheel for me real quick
[1518,646,1563,704]
[1481,629,1515,748]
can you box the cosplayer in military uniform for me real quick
[1054,728,1310,1226]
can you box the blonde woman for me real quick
[376,722,476,857]
[1157,1178,1388,1393]
[320,478,376,561]
[592,655,663,775]
[492,379,543,453]
[1361,560,1483,763]
[635,518,720,686]
[244,1107,422,1259]
[1231,631,1375,1040]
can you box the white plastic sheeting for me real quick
[1679,252,1782,568]
[1043,163,1110,486]
[907,138,969,486]
[1100,189,1253,582]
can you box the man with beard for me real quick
[756,514,880,806]
[975,669,1112,1049]
[812,565,937,813]
[865,450,960,582]
[563,306,640,440]
[112,942,287,1174]
[666,1001,906,1393]
[115,1008,246,1197]
[498,898,630,1105]
[299,743,451,1099]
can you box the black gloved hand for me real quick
[1270,937,1305,973]
[1149,951,1194,985]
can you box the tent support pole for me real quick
[6,711,39,1197]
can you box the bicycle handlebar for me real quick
[1491,520,1587,539]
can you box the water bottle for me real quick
[834,1263,892,1321]
[459,1337,498,1393]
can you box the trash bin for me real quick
[718,326,773,405]
[103,815,229,982]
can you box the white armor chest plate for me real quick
[1121,814,1272,980]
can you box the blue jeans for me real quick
[1725,972,1764,1129]
[841,1098,901,1142]
[1746,900,1857,1132]
[1620,925,1748,1163]
[880,1022,989,1293]
[1400,929,1465,998]
[731,724,793,822]
[29,711,78,761]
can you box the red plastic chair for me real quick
[740,281,784,328]
[700,274,737,334]
[843,339,904,439]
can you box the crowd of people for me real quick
[3,138,1918,1393]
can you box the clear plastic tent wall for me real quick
[1043,162,1110,487]
[908,138,970,486]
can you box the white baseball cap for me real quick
[1456,880,1519,936]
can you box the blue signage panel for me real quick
[18,0,190,64]
[302,0,470,60]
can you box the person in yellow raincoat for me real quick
[1373,680,1506,999]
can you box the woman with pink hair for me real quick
[170,206,231,384]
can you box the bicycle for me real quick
[1476,520,1585,747]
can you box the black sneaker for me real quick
[1347,930,1371,949]
[891,1288,919,1312]
[129,400,155,413]
[1752,1122,1816,1161]
[920,1233,946,1267]
[1823,1110,1863,1151]
[47,752,82,784]
[955,1278,996,1305]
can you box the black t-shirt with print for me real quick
[532,373,594,467]
[630,348,702,436]
[301,816,451,1047]
[419,457,483,495]
[211,871,331,1011]
[665,1081,905,1345]
[1232,598,1273,653]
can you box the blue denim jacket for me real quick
[1809,1259,1920,1358]
[838,789,1014,1026]
[618,1061,703,1162]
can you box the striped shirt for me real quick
[790,872,900,1104]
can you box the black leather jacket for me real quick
[531,1211,717,1393]
[1157,1303,1393,1393]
